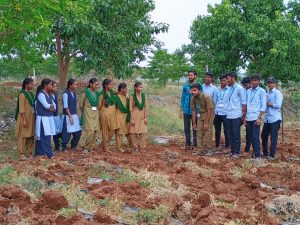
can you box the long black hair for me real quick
[118,83,127,92]
[36,78,52,98]
[102,78,112,107]
[22,78,34,90]
[67,79,76,89]
[87,78,98,88]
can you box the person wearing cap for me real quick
[241,76,252,154]
[226,72,246,159]
[213,74,230,150]
[261,77,283,160]
[190,83,214,155]
[245,74,267,159]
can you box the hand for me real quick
[130,120,135,126]
[203,123,209,131]
[267,102,273,107]
[193,124,197,130]
[144,118,147,125]
[69,115,74,125]
[23,120,28,128]
[179,112,183,119]
[255,118,262,126]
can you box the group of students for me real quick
[180,71,283,160]
[15,77,148,159]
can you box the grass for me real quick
[58,208,77,217]
[14,176,45,196]
[0,165,15,184]
[181,161,213,177]
[134,205,171,225]
[56,185,99,213]
[211,196,237,209]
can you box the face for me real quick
[91,82,99,90]
[243,82,251,90]
[267,82,275,89]
[251,79,260,88]
[45,83,53,92]
[52,82,58,92]
[26,82,34,91]
[220,78,227,88]
[191,87,200,96]
[120,86,127,94]
[226,76,234,86]
[135,84,144,93]
[70,81,78,90]
[106,82,113,90]
[204,75,212,84]
[188,72,196,82]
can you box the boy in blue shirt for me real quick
[180,71,197,150]
[261,77,283,160]
[226,72,246,159]
[245,74,267,159]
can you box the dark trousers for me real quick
[227,118,242,155]
[61,117,82,150]
[261,120,281,158]
[183,113,197,146]
[245,125,252,152]
[35,122,53,158]
[213,114,229,148]
[246,120,261,158]
[53,133,61,150]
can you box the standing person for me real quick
[191,83,214,155]
[180,70,197,150]
[213,74,230,150]
[98,78,120,152]
[61,79,82,151]
[245,74,266,159]
[226,72,246,159]
[79,78,100,152]
[129,81,148,152]
[115,83,132,152]
[241,76,252,155]
[261,77,283,160]
[50,81,62,151]
[202,71,218,99]
[35,79,56,159]
[15,78,35,159]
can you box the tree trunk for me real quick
[55,32,70,89]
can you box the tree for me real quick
[145,49,190,86]
[188,0,300,82]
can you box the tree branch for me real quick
[69,50,81,58]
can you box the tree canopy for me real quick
[188,0,300,82]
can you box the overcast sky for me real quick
[151,0,222,52]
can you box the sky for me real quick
[150,0,222,52]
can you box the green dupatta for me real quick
[114,95,130,122]
[80,88,100,125]
[132,92,145,110]
[15,90,35,120]
[100,90,115,106]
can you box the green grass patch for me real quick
[134,205,170,225]
[0,165,15,184]
[58,208,77,217]
[0,150,18,162]
[15,176,44,196]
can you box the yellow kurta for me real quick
[99,94,120,131]
[129,94,148,134]
[15,93,35,138]
[116,94,129,135]
[79,92,100,131]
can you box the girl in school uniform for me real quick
[98,78,120,152]
[61,79,82,151]
[15,78,35,159]
[79,78,100,152]
[129,81,148,152]
[115,83,132,152]
[50,81,62,151]
[35,79,56,159]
